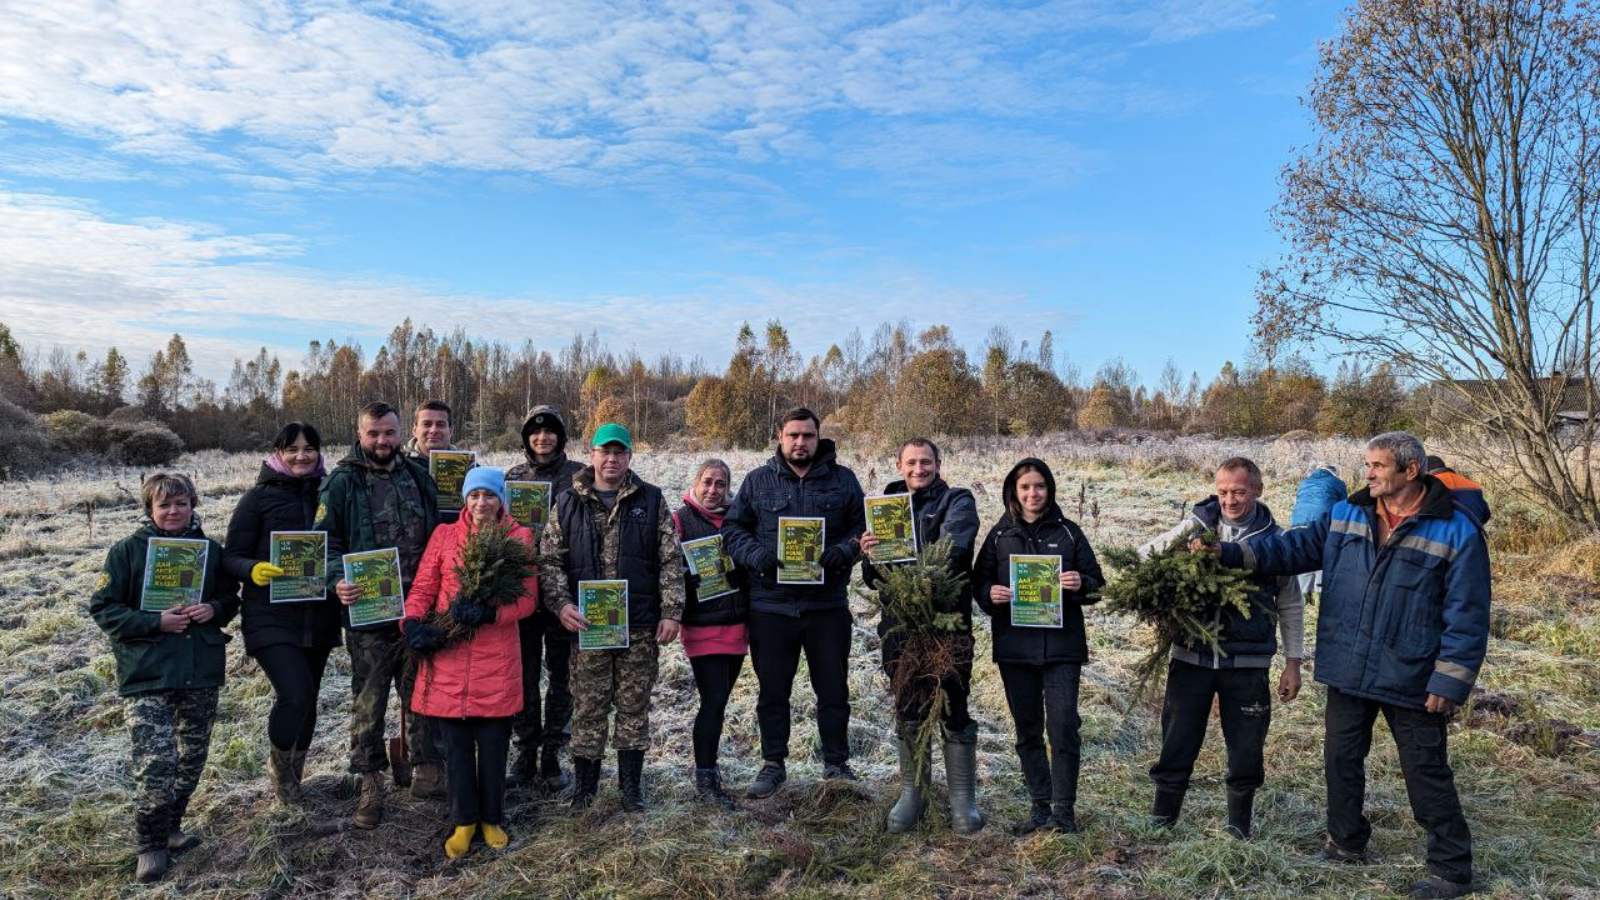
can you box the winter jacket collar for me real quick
[766,437,840,480]
[525,450,575,478]
[571,466,642,505]
[1347,474,1456,520]
[337,443,401,473]
[884,477,948,506]
[680,490,726,528]
[1191,496,1276,543]
[138,516,205,539]
[258,458,324,487]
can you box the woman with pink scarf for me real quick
[223,422,336,805]
[673,459,750,809]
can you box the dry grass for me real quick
[1,436,1597,898]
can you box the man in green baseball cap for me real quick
[538,421,685,813]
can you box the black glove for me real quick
[403,618,446,653]
[451,601,494,628]
[819,543,854,571]
[752,548,781,577]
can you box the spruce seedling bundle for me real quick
[872,536,971,786]
[1099,526,1258,701]
[421,520,541,651]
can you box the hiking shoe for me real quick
[1409,875,1474,898]
[1319,839,1368,864]
[540,745,568,791]
[353,772,385,829]
[822,762,858,781]
[695,767,737,811]
[746,762,787,799]
[1011,802,1053,836]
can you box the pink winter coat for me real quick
[406,515,539,719]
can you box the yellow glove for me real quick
[251,562,285,587]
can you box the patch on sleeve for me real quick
[315,502,328,524]
[96,571,111,591]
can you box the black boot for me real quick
[1151,788,1184,828]
[570,757,601,811]
[1011,744,1053,836]
[509,746,539,785]
[1048,745,1080,833]
[618,749,645,813]
[540,744,567,792]
[1226,789,1254,839]
[695,767,736,811]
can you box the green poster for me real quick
[681,534,736,601]
[864,493,917,563]
[777,516,825,585]
[343,547,405,627]
[578,580,630,650]
[507,480,553,532]
[1009,554,1064,628]
[140,537,209,612]
[269,530,327,603]
[429,449,476,512]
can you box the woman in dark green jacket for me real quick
[89,473,240,884]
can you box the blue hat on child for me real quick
[461,466,508,511]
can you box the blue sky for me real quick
[0,1,1348,386]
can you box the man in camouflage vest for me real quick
[317,401,443,828]
[539,423,685,813]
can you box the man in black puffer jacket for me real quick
[504,404,585,789]
[860,438,983,834]
[1137,456,1305,839]
[721,407,865,798]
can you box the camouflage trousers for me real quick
[569,629,659,759]
[346,628,442,773]
[124,687,219,853]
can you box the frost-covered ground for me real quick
[1,434,1597,898]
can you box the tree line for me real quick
[0,316,1416,472]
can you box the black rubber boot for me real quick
[618,750,646,812]
[943,723,985,835]
[570,757,601,811]
[1226,789,1254,839]
[1151,788,1185,828]
[540,744,567,792]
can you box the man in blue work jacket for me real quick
[1214,432,1490,900]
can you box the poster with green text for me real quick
[507,480,553,532]
[1009,554,1064,628]
[429,449,476,512]
[343,547,405,627]
[777,516,825,585]
[269,530,327,603]
[140,537,209,612]
[578,580,630,650]
[681,534,736,601]
[864,493,917,563]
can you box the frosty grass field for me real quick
[1,433,1597,898]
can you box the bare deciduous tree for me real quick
[1257,0,1600,525]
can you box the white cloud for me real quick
[0,0,1272,182]
[0,188,1073,379]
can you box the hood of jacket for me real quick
[520,404,572,462]
[256,459,323,490]
[1000,457,1065,524]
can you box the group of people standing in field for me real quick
[88,401,1492,898]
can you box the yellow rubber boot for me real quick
[482,823,508,849]
[444,824,476,859]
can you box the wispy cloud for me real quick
[0,189,1075,377]
[0,0,1273,186]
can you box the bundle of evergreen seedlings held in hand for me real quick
[872,536,972,785]
[1098,526,1259,702]
[419,520,541,653]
